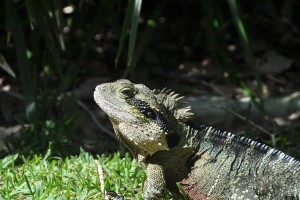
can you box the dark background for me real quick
[0,0,299,159]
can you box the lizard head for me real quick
[94,79,169,159]
[94,79,194,160]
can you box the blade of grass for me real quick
[176,182,189,200]
[61,1,106,91]
[53,0,66,51]
[127,0,142,68]
[4,0,36,117]
[227,0,264,112]
[0,154,18,169]
[130,1,166,73]
[32,1,62,77]
[0,52,16,77]
[24,175,34,196]
[63,2,89,60]
[200,0,238,80]
[25,0,36,29]
[201,1,261,115]
[115,0,135,68]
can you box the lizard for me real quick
[93,79,300,200]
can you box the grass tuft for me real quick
[0,149,149,199]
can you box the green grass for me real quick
[0,150,142,199]
[0,148,176,199]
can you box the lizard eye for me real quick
[120,87,134,98]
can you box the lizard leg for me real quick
[144,163,166,200]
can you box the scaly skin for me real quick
[94,79,300,200]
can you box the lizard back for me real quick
[94,79,300,200]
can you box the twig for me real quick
[95,160,105,197]
[200,80,228,97]
[0,89,24,100]
[218,105,276,146]
[77,100,117,141]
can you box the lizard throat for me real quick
[125,98,169,133]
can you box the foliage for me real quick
[0,149,169,199]
[2,0,128,154]
[0,0,299,198]
[1,0,272,154]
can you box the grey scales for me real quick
[94,79,300,200]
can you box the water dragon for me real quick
[93,79,300,200]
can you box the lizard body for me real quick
[94,79,300,200]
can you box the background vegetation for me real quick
[1,0,300,199]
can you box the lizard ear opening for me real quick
[153,88,194,122]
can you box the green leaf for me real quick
[32,1,62,77]
[1,154,18,169]
[53,0,66,51]
[4,0,36,117]
[130,1,166,73]
[61,1,106,91]
[25,0,36,29]
[127,0,142,68]
[24,175,34,196]
[176,182,189,200]
[115,0,135,67]
[227,0,264,112]
[0,52,15,77]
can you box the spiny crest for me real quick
[198,125,300,167]
[153,88,194,122]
